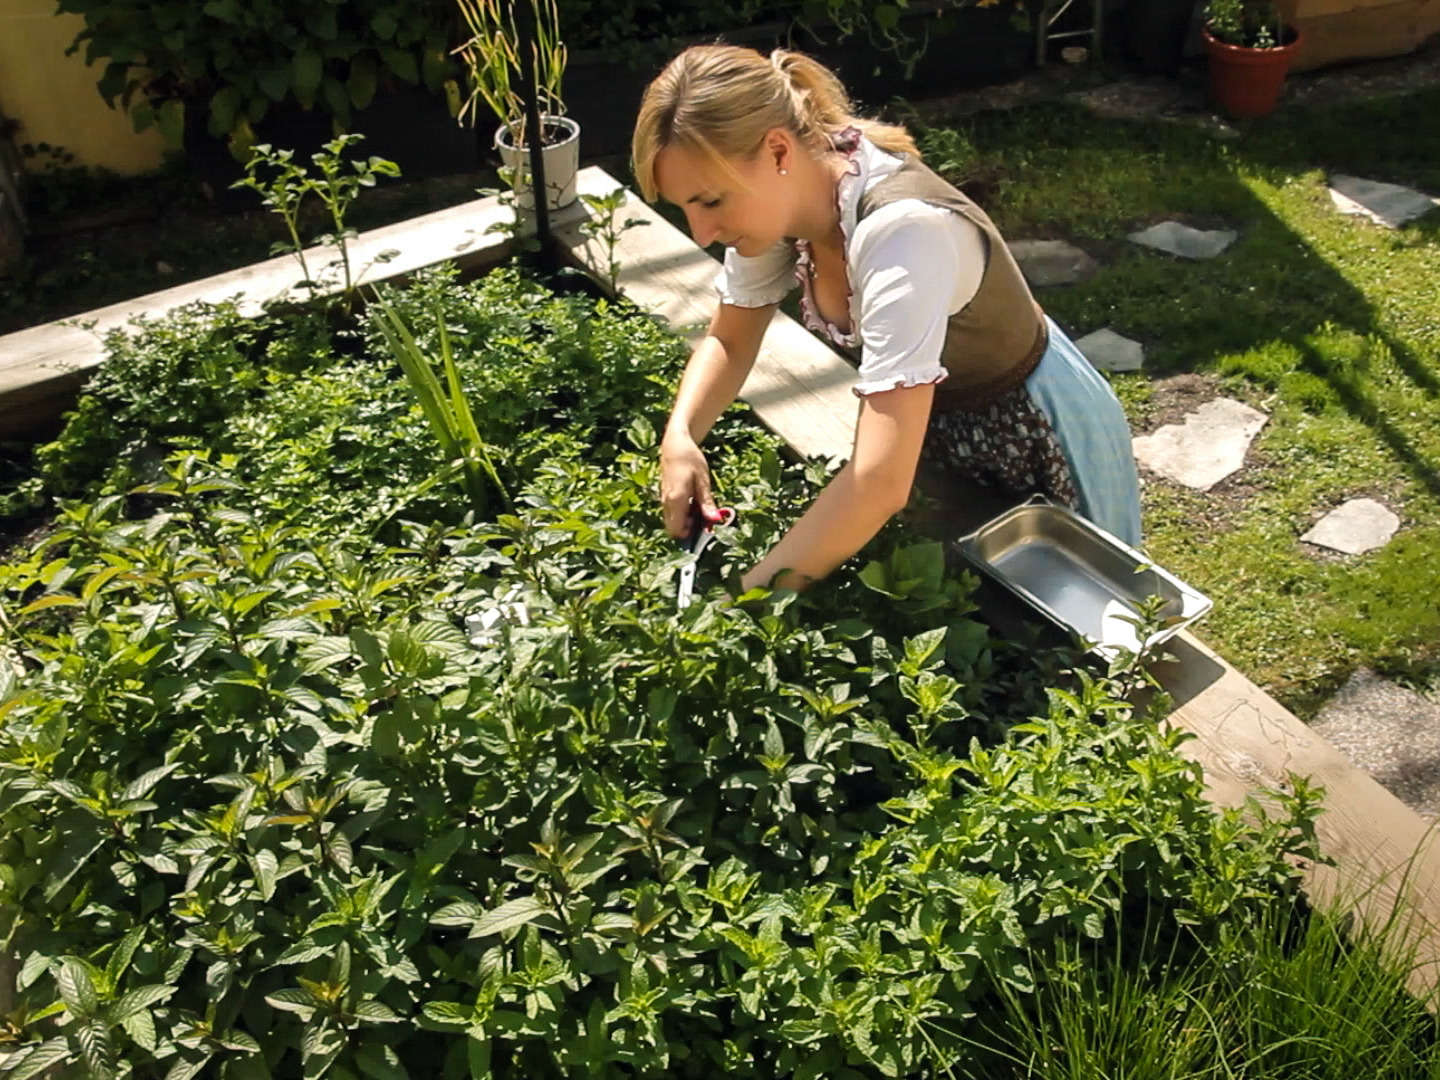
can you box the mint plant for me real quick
[0,266,1326,1078]
[576,187,650,297]
[231,134,400,306]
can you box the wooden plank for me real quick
[560,167,1440,999]
[1153,632,1440,995]
[0,192,561,438]
[558,167,859,463]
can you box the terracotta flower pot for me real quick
[1202,27,1302,119]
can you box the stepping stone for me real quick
[1075,327,1144,373]
[1131,397,1267,490]
[1008,239,1098,286]
[1128,221,1237,260]
[1300,497,1400,555]
[1329,174,1440,229]
[1311,669,1440,821]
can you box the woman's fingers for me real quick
[660,437,713,537]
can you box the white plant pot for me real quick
[493,115,580,212]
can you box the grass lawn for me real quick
[918,88,1440,718]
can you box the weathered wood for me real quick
[557,168,860,464]
[0,193,586,438]
[560,165,1440,1000]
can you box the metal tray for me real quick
[956,496,1212,659]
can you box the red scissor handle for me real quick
[684,504,736,550]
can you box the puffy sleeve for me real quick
[714,240,797,308]
[848,199,984,398]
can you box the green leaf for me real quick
[370,11,398,40]
[353,1000,402,1023]
[131,101,156,134]
[123,763,179,801]
[7,1039,72,1080]
[467,1036,492,1079]
[293,50,324,108]
[122,1006,158,1052]
[379,47,418,84]
[471,896,548,938]
[164,1049,215,1080]
[273,941,331,967]
[301,1021,345,1079]
[18,593,81,616]
[322,77,350,126]
[421,1001,469,1025]
[266,988,319,1016]
[107,984,176,1023]
[430,900,485,927]
[256,66,290,102]
[56,957,99,1018]
[326,830,354,872]
[76,1019,113,1078]
[251,849,278,901]
[208,86,243,139]
[347,54,379,110]
[156,98,186,149]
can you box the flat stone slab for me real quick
[1075,327,1144,373]
[1128,221,1237,260]
[1329,174,1440,229]
[1300,497,1400,555]
[1311,670,1440,821]
[1008,239,1098,286]
[1131,397,1268,490]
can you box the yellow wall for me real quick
[1279,0,1440,71]
[0,0,165,175]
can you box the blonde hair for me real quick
[631,44,919,202]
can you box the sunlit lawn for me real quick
[920,89,1440,716]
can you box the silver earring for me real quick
[778,168,789,176]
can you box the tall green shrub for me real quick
[58,0,460,155]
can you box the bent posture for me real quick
[632,44,1142,593]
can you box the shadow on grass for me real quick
[915,91,1440,698]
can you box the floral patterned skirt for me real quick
[922,386,1079,510]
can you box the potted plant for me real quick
[1202,0,1303,119]
[453,0,578,212]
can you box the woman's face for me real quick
[653,139,791,258]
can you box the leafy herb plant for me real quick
[0,266,1325,1078]
[231,135,402,306]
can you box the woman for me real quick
[632,44,1142,594]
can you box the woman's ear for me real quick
[763,128,793,174]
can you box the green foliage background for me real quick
[0,268,1321,1078]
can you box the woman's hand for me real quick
[659,431,721,537]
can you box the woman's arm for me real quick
[739,381,934,593]
[659,301,776,536]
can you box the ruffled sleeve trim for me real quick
[716,279,794,309]
[853,367,949,398]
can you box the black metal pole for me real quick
[514,0,553,267]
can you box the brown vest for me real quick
[857,155,1048,413]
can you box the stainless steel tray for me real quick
[956,496,1211,659]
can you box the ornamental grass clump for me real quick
[0,268,1325,1079]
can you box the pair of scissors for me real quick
[675,505,737,611]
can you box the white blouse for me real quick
[714,133,986,397]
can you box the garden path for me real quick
[1008,174,1440,821]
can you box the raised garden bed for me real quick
[0,167,1437,1077]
